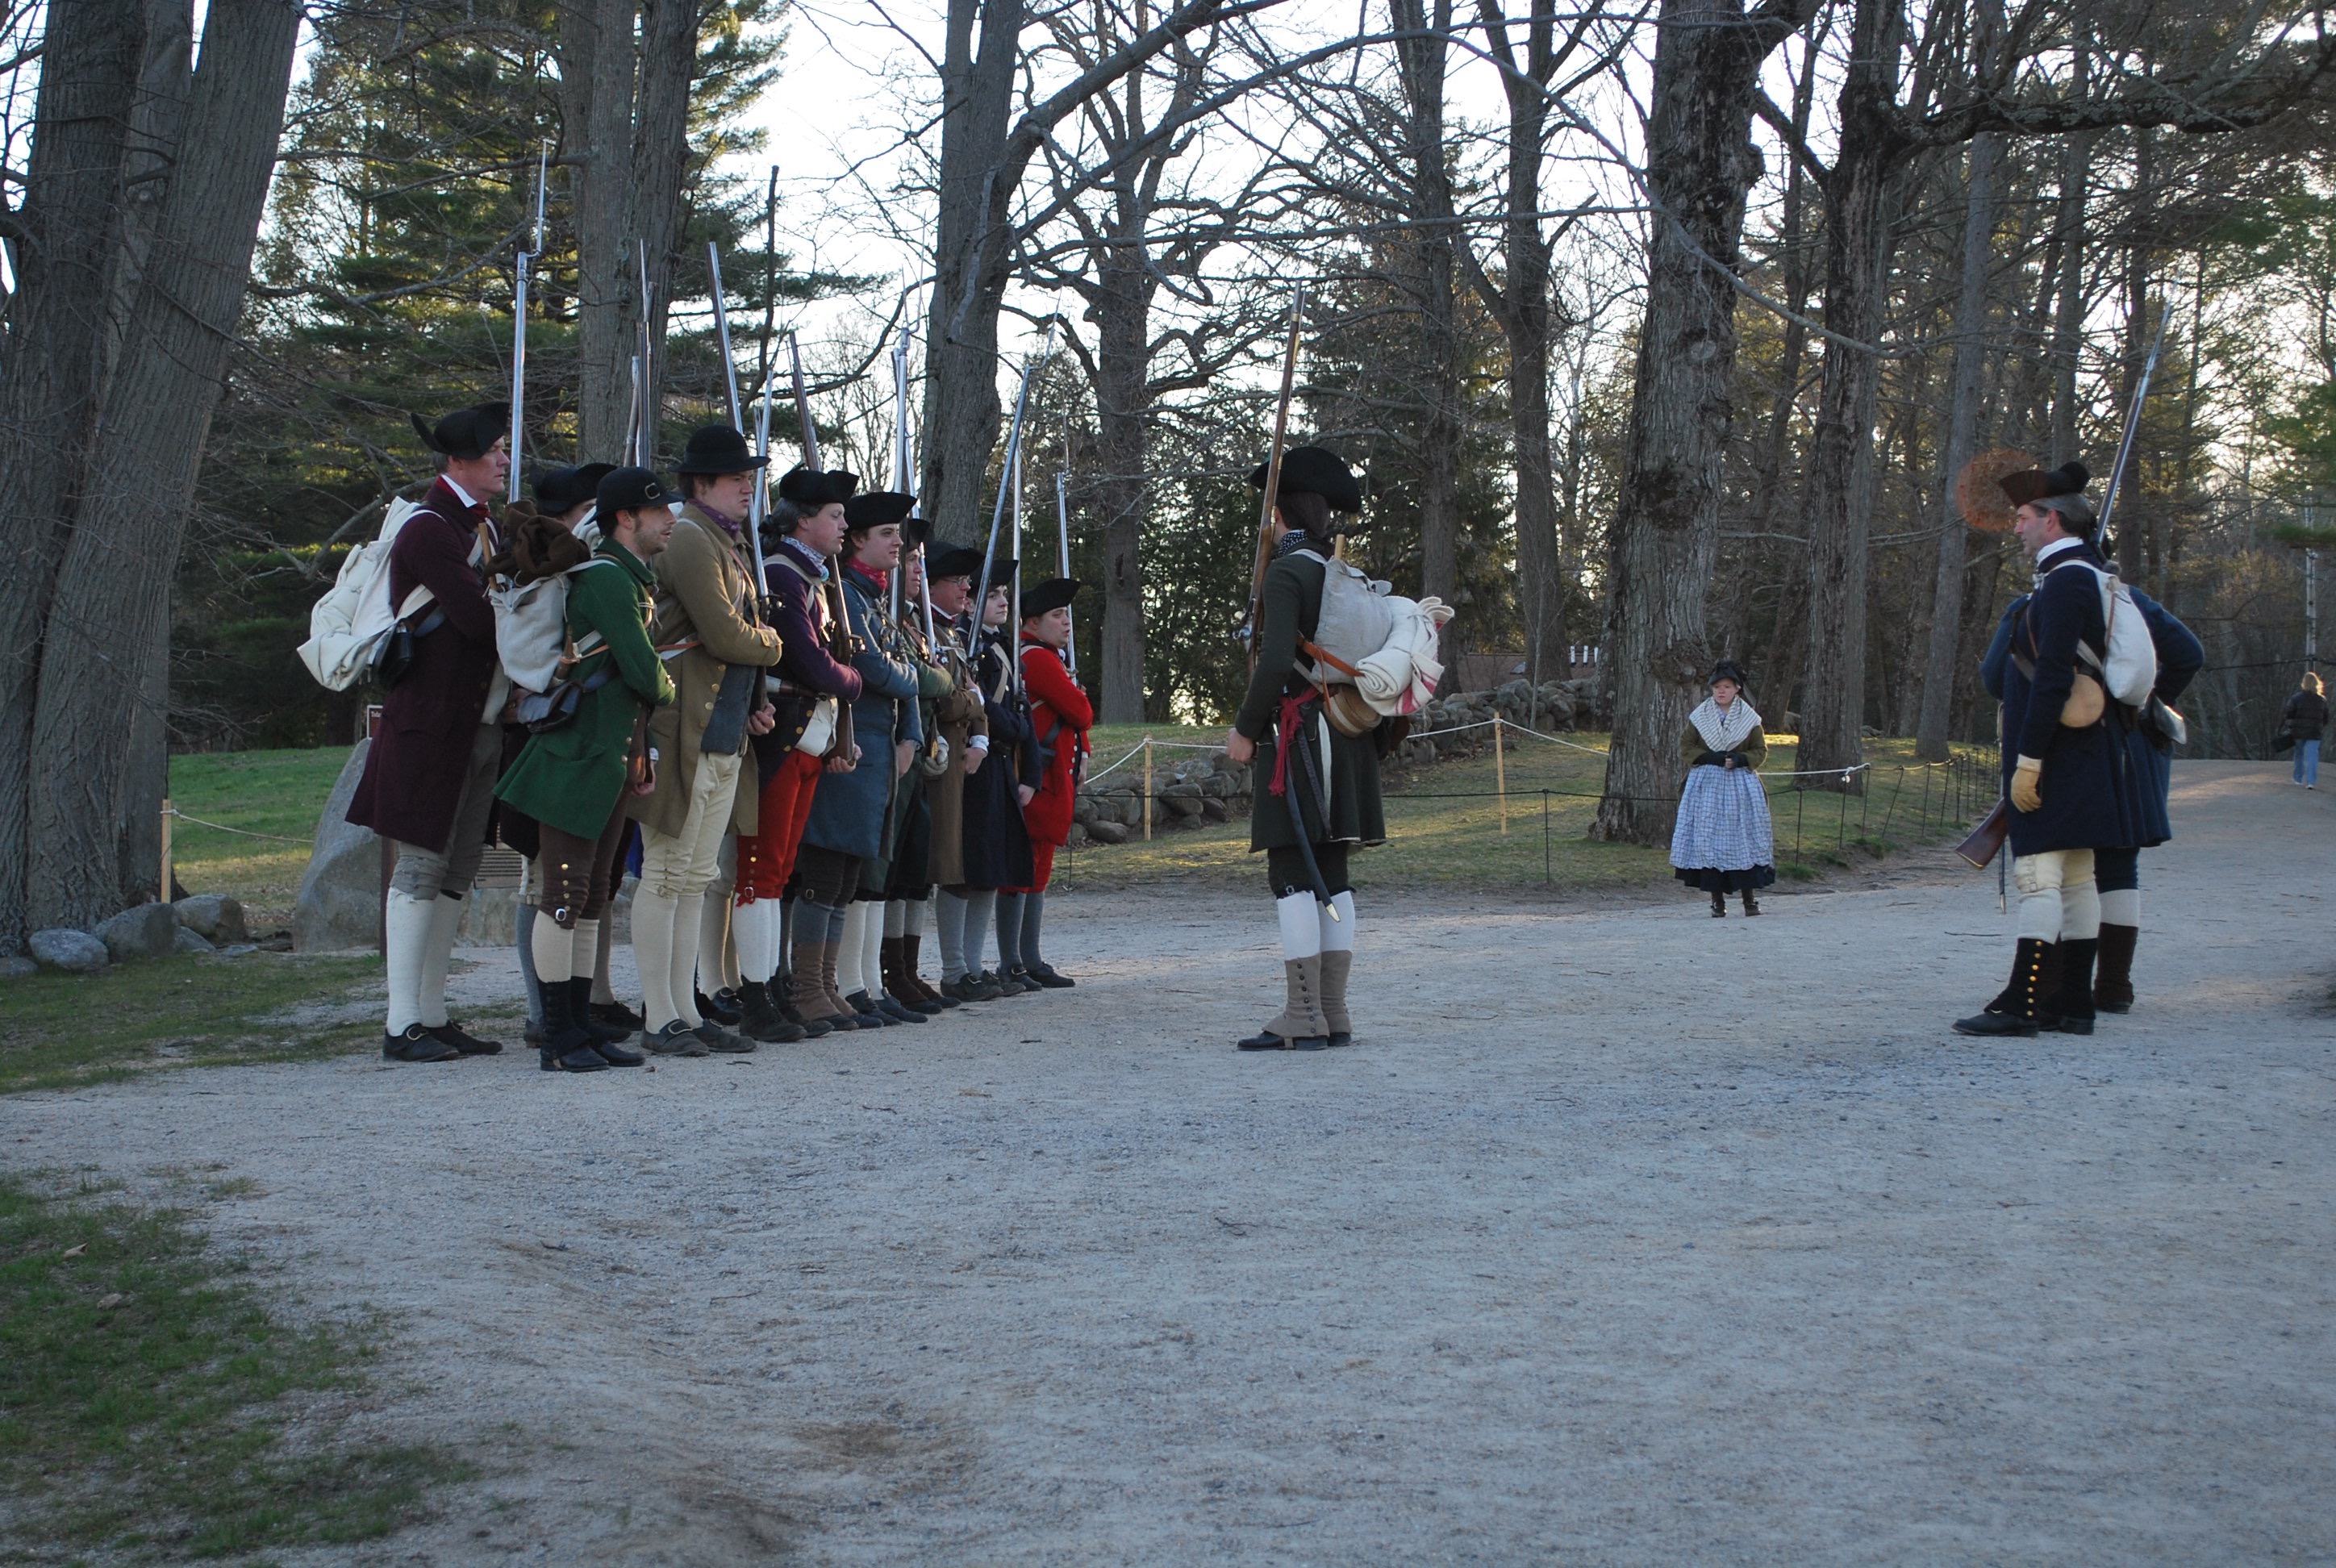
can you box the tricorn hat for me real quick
[2000,460,2089,509]
[411,402,511,462]
[903,513,932,551]
[675,423,771,476]
[596,465,673,518]
[1249,444,1365,515]
[1020,577,1081,619]
[928,544,984,582]
[532,462,616,513]
[843,491,916,534]
[1709,659,1750,689]
[776,465,859,507]
[983,557,1020,592]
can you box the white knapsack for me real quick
[2056,561,2159,707]
[297,497,429,691]
[1294,550,1454,721]
[492,558,614,694]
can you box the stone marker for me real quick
[174,893,248,945]
[294,740,381,953]
[94,903,179,963]
[28,928,109,973]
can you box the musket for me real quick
[2095,307,2169,549]
[787,330,820,471]
[895,311,937,653]
[705,241,767,599]
[969,310,1064,665]
[1010,434,1026,702]
[786,327,861,770]
[506,142,548,503]
[1244,285,1306,673]
[748,168,778,570]
[1054,469,1076,680]
[891,326,910,620]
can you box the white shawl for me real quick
[1689,694,1761,753]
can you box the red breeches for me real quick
[736,747,824,902]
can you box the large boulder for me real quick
[94,903,178,963]
[174,927,215,954]
[1086,818,1129,845]
[294,740,382,953]
[173,892,248,945]
[28,928,109,974]
[0,954,40,981]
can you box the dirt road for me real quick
[9,761,2332,1564]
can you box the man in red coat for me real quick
[999,577,1091,988]
[347,403,512,1062]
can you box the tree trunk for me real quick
[1498,1,1568,688]
[565,0,640,461]
[24,0,301,932]
[922,0,1025,545]
[630,0,695,462]
[1092,257,1151,722]
[1591,0,1809,845]
[0,0,153,948]
[1393,0,1461,609]
[2046,48,2092,461]
[1795,0,1902,788]
[1915,129,1997,762]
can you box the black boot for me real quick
[2094,924,2138,1014]
[538,980,610,1072]
[2047,937,2099,1035]
[1741,887,1761,917]
[1710,889,1726,918]
[697,987,744,1026]
[737,978,806,1043]
[570,978,644,1065]
[1953,938,2053,1036]
[588,997,643,1038]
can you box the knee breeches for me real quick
[2012,848,2100,943]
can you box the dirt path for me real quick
[9,761,2333,1565]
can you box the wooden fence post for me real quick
[1494,714,1508,835]
[1142,737,1154,841]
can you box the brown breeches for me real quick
[537,806,629,928]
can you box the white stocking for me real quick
[837,900,871,995]
[1319,890,1355,953]
[382,888,434,1034]
[418,893,465,1027]
[1276,892,1323,961]
[569,919,600,984]
[632,889,682,1031]
[531,909,575,986]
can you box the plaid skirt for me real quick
[1670,764,1774,875]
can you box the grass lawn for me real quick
[1057,732,1994,897]
[0,1172,467,1561]
[168,749,352,932]
[0,950,383,1097]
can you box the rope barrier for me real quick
[166,808,313,844]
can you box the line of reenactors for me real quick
[348,403,1092,1071]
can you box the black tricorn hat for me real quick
[843,491,916,533]
[1249,444,1365,515]
[928,544,985,582]
[532,462,617,513]
[675,423,771,475]
[1709,659,1750,688]
[903,513,932,550]
[983,557,1020,591]
[596,465,674,518]
[776,465,859,507]
[412,402,511,462]
[1999,460,2089,509]
[1020,577,1081,619]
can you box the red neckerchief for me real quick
[843,558,890,597]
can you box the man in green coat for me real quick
[494,467,679,1072]
[1224,446,1385,1052]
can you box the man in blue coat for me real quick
[1955,461,2142,1039]
[1983,571,2202,1017]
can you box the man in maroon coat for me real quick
[348,402,514,1062]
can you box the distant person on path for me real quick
[1224,446,1386,1052]
[1954,461,2142,1040]
[2284,673,2326,788]
[1983,579,2201,1015]
[1668,661,1775,918]
[916,547,994,1002]
[939,560,1031,1000]
[1000,577,1093,989]
[348,402,514,1065]
[625,425,783,1057]
[794,490,926,1032]
[493,467,677,1072]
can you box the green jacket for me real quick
[494,540,675,839]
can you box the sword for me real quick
[1285,714,1341,919]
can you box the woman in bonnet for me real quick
[1669,660,1777,917]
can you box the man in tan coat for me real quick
[625,425,782,1054]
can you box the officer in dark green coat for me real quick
[1224,445,1383,1052]
[495,467,679,1071]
